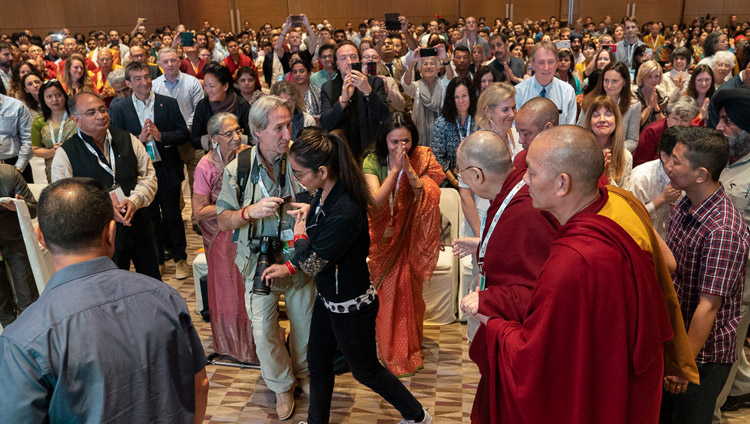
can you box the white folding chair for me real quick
[423,188,462,325]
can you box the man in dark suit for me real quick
[320,41,389,161]
[109,62,191,279]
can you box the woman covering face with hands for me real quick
[361,112,445,377]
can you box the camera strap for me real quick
[237,146,288,241]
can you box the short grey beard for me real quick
[727,129,750,158]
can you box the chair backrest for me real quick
[27,184,47,204]
[439,188,461,243]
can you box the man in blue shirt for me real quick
[0,177,208,423]
[0,93,33,183]
[514,42,577,125]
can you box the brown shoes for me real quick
[276,388,295,420]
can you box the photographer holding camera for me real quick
[216,95,314,421]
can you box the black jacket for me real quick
[0,164,36,242]
[290,181,371,303]
[109,93,189,187]
[320,74,389,160]
[190,94,251,151]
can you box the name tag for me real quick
[109,185,126,204]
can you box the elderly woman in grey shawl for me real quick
[401,45,455,146]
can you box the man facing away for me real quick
[0,178,208,423]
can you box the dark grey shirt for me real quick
[0,257,206,423]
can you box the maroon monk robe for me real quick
[484,211,673,424]
[469,166,559,424]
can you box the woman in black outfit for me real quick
[190,63,251,151]
[262,127,431,424]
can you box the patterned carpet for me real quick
[168,204,750,423]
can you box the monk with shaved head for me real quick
[466,125,674,423]
[455,130,557,423]
[512,96,559,169]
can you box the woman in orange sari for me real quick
[363,111,445,376]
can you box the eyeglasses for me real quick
[220,128,243,138]
[456,165,483,179]
[76,107,109,117]
[292,169,315,180]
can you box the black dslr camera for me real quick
[250,236,282,295]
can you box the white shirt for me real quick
[629,158,679,240]
[132,91,154,124]
[515,76,577,125]
[719,150,750,302]
[720,150,750,228]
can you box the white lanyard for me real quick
[79,129,116,179]
[48,112,68,145]
[456,116,471,142]
[255,147,272,198]
[478,180,525,263]
[255,148,288,200]
[387,156,404,221]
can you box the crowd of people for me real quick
[0,9,749,424]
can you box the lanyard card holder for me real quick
[109,184,126,204]
[145,141,162,162]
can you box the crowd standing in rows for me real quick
[0,10,750,424]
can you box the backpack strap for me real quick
[236,147,253,203]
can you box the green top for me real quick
[362,153,389,183]
[31,114,77,149]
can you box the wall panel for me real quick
[0,0,179,38]
[235,0,288,31]
[284,0,457,30]
[178,0,234,32]
[575,0,630,27]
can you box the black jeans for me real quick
[307,296,423,424]
[112,235,162,281]
[148,183,187,263]
[660,362,733,424]
[0,237,38,327]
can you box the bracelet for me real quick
[241,206,252,222]
[284,261,296,276]
[294,234,309,243]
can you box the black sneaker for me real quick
[721,393,750,411]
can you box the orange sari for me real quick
[368,146,445,376]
